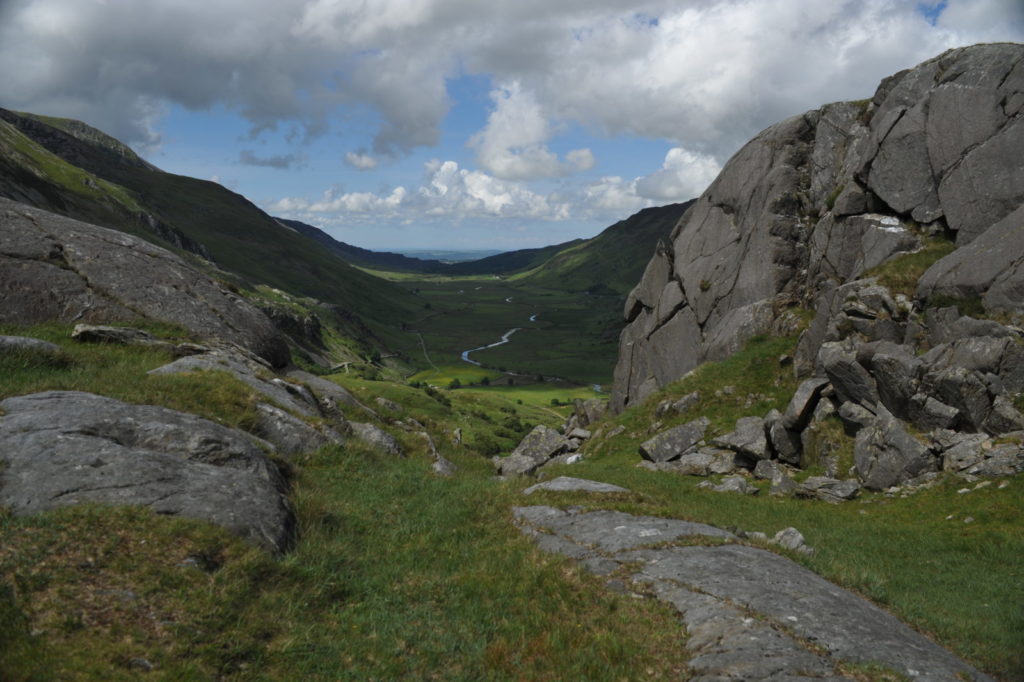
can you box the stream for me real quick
[460,312,539,366]
[461,328,522,366]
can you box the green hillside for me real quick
[443,238,585,276]
[0,108,421,358]
[517,201,693,296]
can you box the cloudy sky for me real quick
[1,0,1022,251]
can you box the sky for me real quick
[1,1,1023,251]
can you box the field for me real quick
[392,276,622,388]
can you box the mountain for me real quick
[0,107,421,359]
[438,238,585,276]
[277,215,587,277]
[612,42,1024,411]
[517,201,693,296]
[276,217,447,273]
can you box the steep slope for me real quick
[441,238,585,276]
[0,108,421,355]
[276,217,444,273]
[612,42,1024,411]
[518,201,693,296]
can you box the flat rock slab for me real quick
[0,391,294,553]
[514,506,990,681]
[522,477,630,496]
[513,506,733,553]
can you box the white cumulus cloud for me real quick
[269,158,568,222]
[635,148,721,201]
[469,82,597,180]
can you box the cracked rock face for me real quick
[0,391,294,553]
[611,43,1024,412]
[0,198,290,368]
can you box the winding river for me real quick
[460,312,538,366]
[461,328,522,366]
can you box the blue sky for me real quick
[1,0,1022,251]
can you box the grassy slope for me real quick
[0,325,691,680]
[0,109,421,358]
[0,119,154,244]
[1,324,1020,679]
[517,201,693,296]
[442,238,587,276]
[276,217,446,274]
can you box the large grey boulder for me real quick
[795,476,861,503]
[496,425,569,476]
[921,365,992,432]
[918,204,1024,313]
[0,391,293,553]
[819,342,879,408]
[711,416,768,462]
[639,418,710,463]
[285,369,380,421]
[781,378,830,430]
[516,507,990,681]
[0,335,64,356]
[0,198,289,367]
[611,44,1024,411]
[854,406,936,490]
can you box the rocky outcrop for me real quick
[612,44,1024,411]
[495,425,570,476]
[0,197,289,367]
[917,203,1024,312]
[0,391,293,553]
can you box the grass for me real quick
[614,333,802,436]
[409,364,505,387]
[403,278,621,386]
[0,447,694,680]
[463,383,603,413]
[0,323,261,432]
[864,234,956,299]
[1,324,1021,679]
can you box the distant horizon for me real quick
[2,1,1022,250]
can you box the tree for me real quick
[448,378,462,390]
